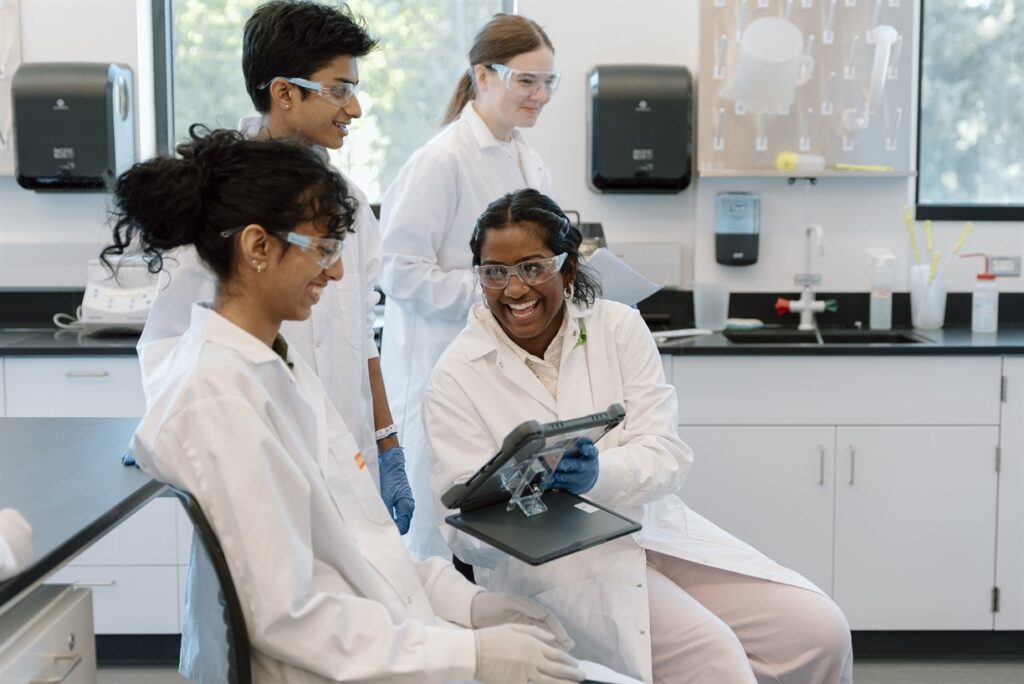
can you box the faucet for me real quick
[775,225,837,331]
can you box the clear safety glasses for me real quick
[475,253,567,290]
[488,64,561,96]
[220,228,345,270]
[259,76,360,107]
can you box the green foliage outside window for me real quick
[171,0,504,202]
[919,0,1023,209]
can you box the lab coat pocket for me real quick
[325,435,392,527]
[332,277,364,351]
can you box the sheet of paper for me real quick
[578,659,646,684]
[585,247,661,306]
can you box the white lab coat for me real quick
[0,508,32,581]
[423,299,823,683]
[137,165,380,471]
[379,102,552,559]
[132,304,480,684]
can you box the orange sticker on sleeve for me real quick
[354,452,367,470]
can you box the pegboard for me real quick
[698,0,915,177]
[0,0,22,176]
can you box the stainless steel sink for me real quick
[723,329,929,345]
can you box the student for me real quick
[379,13,558,559]
[108,129,582,684]
[424,189,854,684]
[138,0,413,531]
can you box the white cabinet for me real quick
[3,356,145,417]
[672,356,1004,630]
[997,358,1024,629]
[834,426,998,629]
[0,585,97,684]
[680,426,834,594]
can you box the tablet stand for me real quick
[499,456,549,517]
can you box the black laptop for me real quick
[441,404,642,566]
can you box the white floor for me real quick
[98,660,1024,683]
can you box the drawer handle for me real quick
[71,580,116,588]
[65,370,110,378]
[818,445,825,485]
[31,654,82,683]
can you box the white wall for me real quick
[520,0,1024,294]
[1,0,1021,293]
[0,0,154,289]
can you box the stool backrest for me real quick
[170,486,252,684]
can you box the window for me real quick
[916,0,1024,220]
[156,0,509,203]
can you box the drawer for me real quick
[4,356,145,417]
[47,565,179,635]
[70,498,177,567]
[0,585,97,683]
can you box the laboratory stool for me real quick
[170,486,252,684]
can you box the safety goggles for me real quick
[259,76,360,107]
[487,64,561,96]
[220,228,345,270]
[474,253,567,290]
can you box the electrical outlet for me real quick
[990,256,1021,277]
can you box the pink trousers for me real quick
[645,551,853,684]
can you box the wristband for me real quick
[375,423,399,442]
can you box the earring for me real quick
[284,104,291,110]
[564,282,575,301]
[252,259,266,273]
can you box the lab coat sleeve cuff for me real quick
[426,562,483,627]
[423,625,478,681]
[585,450,630,506]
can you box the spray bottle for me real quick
[961,253,998,333]
[866,249,895,330]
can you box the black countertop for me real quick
[656,325,1024,355]
[0,418,164,613]
[0,328,139,356]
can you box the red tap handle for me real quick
[775,297,792,315]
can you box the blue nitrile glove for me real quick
[378,445,415,534]
[121,450,137,467]
[547,438,599,495]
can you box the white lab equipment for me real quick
[379,101,551,560]
[692,282,730,332]
[51,257,158,336]
[720,17,814,113]
[865,248,894,330]
[961,253,998,334]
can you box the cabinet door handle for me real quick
[30,654,82,683]
[65,370,110,378]
[848,445,856,485]
[818,445,825,485]
[71,580,116,588]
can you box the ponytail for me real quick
[442,71,475,126]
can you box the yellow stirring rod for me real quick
[929,250,940,282]
[924,219,934,252]
[902,206,921,264]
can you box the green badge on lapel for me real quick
[574,321,587,348]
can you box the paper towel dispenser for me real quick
[587,65,692,193]
[12,63,135,191]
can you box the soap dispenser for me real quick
[961,253,998,333]
[866,249,895,330]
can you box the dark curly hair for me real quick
[101,125,356,280]
[470,188,601,307]
[244,0,378,113]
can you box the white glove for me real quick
[471,592,574,650]
[0,509,33,581]
[474,623,584,684]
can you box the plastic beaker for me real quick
[913,280,947,330]
[908,264,930,325]
[720,17,814,113]
[693,282,730,332]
